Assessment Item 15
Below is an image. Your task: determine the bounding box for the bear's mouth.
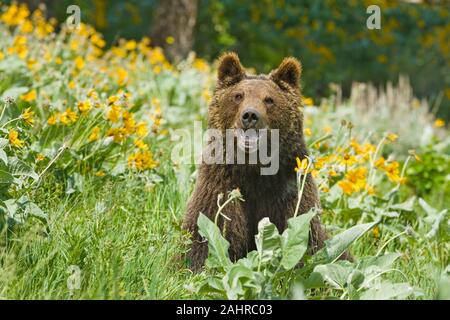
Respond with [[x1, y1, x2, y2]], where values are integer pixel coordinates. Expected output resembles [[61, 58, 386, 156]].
[[235, 128, 260, 153]]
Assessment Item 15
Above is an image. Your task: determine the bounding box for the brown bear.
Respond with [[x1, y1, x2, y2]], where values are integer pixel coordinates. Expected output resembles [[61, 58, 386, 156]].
[[183, 52, 334, 271]]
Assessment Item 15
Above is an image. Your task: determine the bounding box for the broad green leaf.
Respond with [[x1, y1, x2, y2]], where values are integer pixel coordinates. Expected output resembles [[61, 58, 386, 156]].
[[312, 261, 355, 290], [360, 282, 414, 300], [197, 213, 232, 270], [280, 210, 316, 270], [418, 198, 437, 216], [0, 149, 7, 165], [255, 218, 281, 266], [24, 201, 48, 225], [419, 198, 448, 238], [0, 170, 13, 184], [437, 266, 450, 300], [0, 86, 29, 101], [223, 264, 256, 300], [8, 157, 39, 181], [314, 221, 378, 264], [358, 252, 402, 274], [0, 138, 8, 148]]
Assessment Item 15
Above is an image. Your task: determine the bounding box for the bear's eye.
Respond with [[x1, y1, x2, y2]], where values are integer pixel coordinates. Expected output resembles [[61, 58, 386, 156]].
[[264, 97, 274, 106], [234, 93, 244, 103]]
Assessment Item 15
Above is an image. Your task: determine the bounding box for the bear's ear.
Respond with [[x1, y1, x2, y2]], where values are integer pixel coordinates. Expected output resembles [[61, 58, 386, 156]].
[[270, 57, 302, 89], [217, 52, 245, 86]]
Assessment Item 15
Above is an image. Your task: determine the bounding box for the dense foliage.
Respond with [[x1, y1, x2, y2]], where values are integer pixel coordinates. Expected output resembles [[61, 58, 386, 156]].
[[3, 0, 448, 119], [0, 3, 448, 299]]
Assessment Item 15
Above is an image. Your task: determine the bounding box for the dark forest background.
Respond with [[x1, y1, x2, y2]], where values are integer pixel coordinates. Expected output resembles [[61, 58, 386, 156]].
[[9, 0, 450, 119]]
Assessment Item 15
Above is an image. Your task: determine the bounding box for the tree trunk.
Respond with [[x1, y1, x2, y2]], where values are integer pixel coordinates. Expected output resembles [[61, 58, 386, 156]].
[[150, 0, 199, 63]]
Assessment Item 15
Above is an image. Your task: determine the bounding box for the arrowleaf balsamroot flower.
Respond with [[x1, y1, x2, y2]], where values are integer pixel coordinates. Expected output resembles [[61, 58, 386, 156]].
[[295, 157, 313, 174], [9, 129, 25, 148], [21, 89, 37, 102], [434, 119, 445, 128], [21, 107, 34, 126], [128, 151, 157, 170], [88, 127, 100, 142]]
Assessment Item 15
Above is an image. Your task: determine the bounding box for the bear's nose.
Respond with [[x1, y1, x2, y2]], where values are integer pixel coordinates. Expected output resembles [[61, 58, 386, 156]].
[[241, 108, 260, 128]]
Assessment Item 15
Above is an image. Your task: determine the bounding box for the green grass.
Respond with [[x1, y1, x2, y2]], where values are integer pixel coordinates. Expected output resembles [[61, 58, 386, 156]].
[[1, 162, 447, 299]]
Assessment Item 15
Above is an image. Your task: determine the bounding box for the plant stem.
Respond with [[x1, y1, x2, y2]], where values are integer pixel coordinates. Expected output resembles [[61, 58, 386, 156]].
[[294, 159, 312, 218], [376, 230, 408, 257]]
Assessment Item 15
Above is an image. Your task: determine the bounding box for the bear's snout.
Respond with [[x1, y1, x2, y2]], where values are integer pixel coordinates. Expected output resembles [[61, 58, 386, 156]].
[[241, 108, 261, 129]]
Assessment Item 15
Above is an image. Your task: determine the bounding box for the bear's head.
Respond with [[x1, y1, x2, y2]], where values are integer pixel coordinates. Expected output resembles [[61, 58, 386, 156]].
[[208, 52, 307, 172]]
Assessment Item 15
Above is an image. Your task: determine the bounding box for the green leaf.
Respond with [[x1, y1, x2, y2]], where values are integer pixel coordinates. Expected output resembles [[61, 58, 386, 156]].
[[314, 221, 378, 264], [197, 213, 232, 270], [0, 138, 8, 149], [389, 197, 415, 211], [280, 210, 316, 270], [312, 261, 355, 290], [418, 198, 448, 238], [8, 157, 39, 181], [0, 169, 13, 184], [255, 217, 281, 266], [0, 149, 7, 165], [360, 282, 414, 300], [223, 264, 257, 299], [0, 86, 29, 101], [358, 252, 402, 274], [24, 201, 48, 225]]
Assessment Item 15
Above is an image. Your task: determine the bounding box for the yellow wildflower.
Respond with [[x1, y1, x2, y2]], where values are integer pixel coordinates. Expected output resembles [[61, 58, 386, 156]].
[[107, 95, 119, 105], [136, 122, 148, 137], [366, 184, 376, 195], [20, 20, 33, 33], [374, 157, 386, 169], [77, 100, 92, 114], [434, 119, 445, 128], [88, 126, 100, 142], [116, 67, 128, 86], [107, 105, 122, 123], [107, 127, 127, 143], [346, 167, 367, 191], [95, 170, 105, 177], [338, 180, 354, 195], [74, 56, 85, 70], [193, 58, 209, 72], [9, 129, 25, 148], [87, 89, 98, 100], [340, 153, 357, 167], [384, 161, 401, 183], [328, 169, 338, 177], [125, 40, 137, 51], [304, 128, 312, 137], [165, 36, 175, 44], [295, 157, 312, 174], [128, 151, 158, 170], [60, 108, 78, 125], [386, 133, 398, 142], [323, 125, 332, 134], [372, 226, 380, 238], [36, 154, 45, 162], [21, 89, 37, 102], [303, 97, 314, 106], [68, 81, 76, 89], [134, 139, 148, 150], [123, 111, 136, 134], [47, 114, 58, 125]]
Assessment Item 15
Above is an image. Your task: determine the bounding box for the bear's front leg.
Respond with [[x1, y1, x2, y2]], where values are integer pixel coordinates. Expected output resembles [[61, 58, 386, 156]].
[[182, 168, 249, 271]]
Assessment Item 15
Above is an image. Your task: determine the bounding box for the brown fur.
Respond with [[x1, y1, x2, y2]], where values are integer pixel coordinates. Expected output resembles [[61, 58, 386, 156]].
[[183, 52, 347, 271]]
